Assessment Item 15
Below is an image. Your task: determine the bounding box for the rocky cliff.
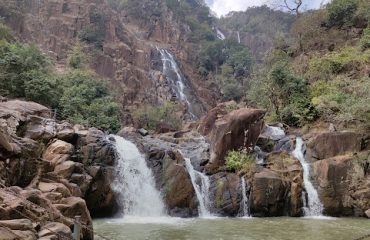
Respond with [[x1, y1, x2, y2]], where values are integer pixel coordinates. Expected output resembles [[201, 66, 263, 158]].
[[0, 99, 117, 239], [2, 0, 218, 122]]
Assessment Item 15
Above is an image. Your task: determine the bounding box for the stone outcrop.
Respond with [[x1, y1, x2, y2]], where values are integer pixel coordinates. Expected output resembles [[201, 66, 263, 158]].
[[305, 132, 363, 162], [0, 100, 118, 239], [313, 153, 370, 216], [3, 0, 215, 123], [249, 151, 303, 217], [199, 105, 266, 174], [209, 172, 241, 216]]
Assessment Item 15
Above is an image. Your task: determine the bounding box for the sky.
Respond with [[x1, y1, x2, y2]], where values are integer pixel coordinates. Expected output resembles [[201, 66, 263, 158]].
[[205, 0, 332, 17]]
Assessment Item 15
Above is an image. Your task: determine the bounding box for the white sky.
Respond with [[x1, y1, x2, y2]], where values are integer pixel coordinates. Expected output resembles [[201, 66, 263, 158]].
[[206, 0, 332, 17]]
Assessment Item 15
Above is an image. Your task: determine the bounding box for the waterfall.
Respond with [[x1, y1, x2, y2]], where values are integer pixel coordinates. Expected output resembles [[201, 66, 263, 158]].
[[216, 29, 225, 40], [292, 137, 324, 217], [237, 31, 241, 44], [184, 158, 212, 217], [158, 48, 197, 119], [111, 135, 166, 217], [240, 177, 250, 217]]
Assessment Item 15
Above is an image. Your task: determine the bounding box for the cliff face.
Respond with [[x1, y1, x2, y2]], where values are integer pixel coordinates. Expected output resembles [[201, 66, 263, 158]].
[[3, 0, 217, 122]]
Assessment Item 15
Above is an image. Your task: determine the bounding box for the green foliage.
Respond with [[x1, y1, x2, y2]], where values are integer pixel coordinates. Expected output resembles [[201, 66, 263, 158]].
[[0, 23, 14, 42], [0, 40, 120, 131], [326, 0, 358, 28], [225, 150, 255, 172], [0, 41, 49, 98], [306, 47, 370, 81], [133, 102, 182, 131], [199, 40, 253, 76], [310, 77, 370, 123], [79, 8, 106, 49], [67, 43, 89, 69], [58, 70, 121, 132], [361, 28, 370, 50], [218, 6, 294, 39]]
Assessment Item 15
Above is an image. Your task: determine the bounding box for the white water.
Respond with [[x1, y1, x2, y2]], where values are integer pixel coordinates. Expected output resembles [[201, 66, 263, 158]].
[[254, 146, 265, 165], [184, 158, 212, 217], [111, 135, 166, 217], [240, 177, 250, 217], [216, 29, 225, 40], [158, 48, 197, 119], [292, 137, 324, 217], [237, 31, 241, 43]]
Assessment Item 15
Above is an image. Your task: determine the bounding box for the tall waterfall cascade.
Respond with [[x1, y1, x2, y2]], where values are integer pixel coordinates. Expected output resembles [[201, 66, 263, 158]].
[[237, 31, 241, 43], [240, 177, 250, 217], [184, 158, 212, 217], [158, 48, 197, 119], [111, 135, 166, 217], [292, 137, 324, 217], [216, 29, 226, 40]]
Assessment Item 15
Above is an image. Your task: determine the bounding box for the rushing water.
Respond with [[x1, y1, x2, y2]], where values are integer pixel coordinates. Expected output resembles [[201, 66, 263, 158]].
[[184, 158, 212, 217], [240, 177, 250, 217], [292, 137, 324, 217], [216, 28, 226, 40], [94, 217, 370, 240], [158, 48, 197, 119], [111, 135, 166, 217], [237, 31, 241, 43]]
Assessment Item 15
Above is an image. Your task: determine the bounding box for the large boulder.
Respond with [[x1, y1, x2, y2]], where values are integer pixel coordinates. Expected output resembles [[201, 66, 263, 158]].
[[312, 153, 370, 216], [306, 132, 363, 162], [43, 140, 74, 167], [199, 106, 265, 174], [209, 172, 241, 216], [250, 169, 289, 217], [161, 151, 197, 217]]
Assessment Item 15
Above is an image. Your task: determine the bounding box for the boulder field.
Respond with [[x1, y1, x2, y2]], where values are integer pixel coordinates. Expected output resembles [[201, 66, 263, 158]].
[[1, 99, 370, 238]]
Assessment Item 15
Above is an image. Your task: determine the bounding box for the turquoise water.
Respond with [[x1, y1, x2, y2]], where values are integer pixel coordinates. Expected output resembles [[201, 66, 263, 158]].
[[94, 217, 370, 240]]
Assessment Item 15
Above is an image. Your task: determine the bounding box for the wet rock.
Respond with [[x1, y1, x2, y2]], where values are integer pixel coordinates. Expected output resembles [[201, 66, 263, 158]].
[[85, 167, 117, 217], [210, 172, 241, 216], [200, 107, 265, 174], [162, 152, 197, 216], [312, 155, 369, 216], [306, 132, 363, 162], [250, 169, 289, 217]]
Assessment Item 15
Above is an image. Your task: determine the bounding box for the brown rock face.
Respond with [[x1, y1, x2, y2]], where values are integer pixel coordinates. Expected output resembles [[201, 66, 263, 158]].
[[306, 132, 363, 162], [0, 100, 118, 239], [209, 172, 241, 216], [3, 0, 211, 122], [312, 154, 370, 216], [162, 151, 197, 217], [199, 107, 265, 173]]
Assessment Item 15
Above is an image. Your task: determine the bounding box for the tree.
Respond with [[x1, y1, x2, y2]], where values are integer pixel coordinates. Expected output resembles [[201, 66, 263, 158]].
[[270, 0, 303, 18]]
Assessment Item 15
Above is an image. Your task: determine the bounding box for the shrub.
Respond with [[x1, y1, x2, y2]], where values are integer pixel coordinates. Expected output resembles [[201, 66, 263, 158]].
[[326, 0, 358, 28], [361, 28, 370, 50], [58, 70, 121, 132], [0, 41, 49, 97], [132, 102, 182, 131], [225, 150, 256, 172]]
